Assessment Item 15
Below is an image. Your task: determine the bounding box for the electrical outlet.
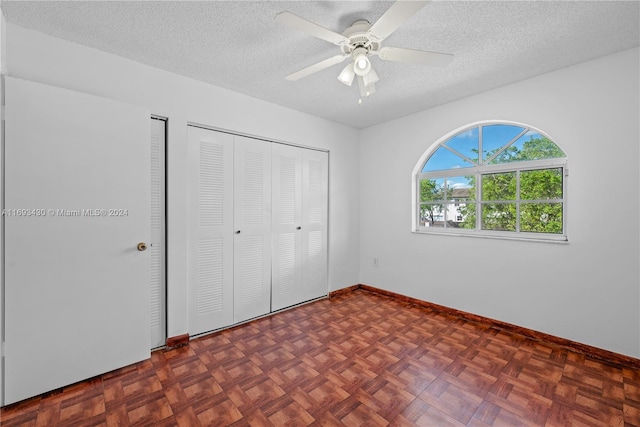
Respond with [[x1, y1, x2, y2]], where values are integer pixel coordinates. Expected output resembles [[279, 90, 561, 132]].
[[373, 257, 378, 267]]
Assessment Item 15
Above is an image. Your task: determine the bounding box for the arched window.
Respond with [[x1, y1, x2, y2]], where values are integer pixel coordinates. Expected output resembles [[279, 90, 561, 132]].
[[413, 122, 568, 241]]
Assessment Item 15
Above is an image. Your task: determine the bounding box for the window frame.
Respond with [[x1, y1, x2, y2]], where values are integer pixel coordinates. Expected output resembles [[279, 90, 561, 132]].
[[412, 121, 568, 242]]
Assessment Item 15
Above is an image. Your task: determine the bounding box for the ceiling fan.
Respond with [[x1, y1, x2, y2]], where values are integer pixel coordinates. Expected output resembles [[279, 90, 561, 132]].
[[275, 0, 454, 102]]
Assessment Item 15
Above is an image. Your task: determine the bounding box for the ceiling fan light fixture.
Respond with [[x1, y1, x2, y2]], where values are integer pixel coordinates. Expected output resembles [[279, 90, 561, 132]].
[[365, 82, 376, 97], [357, 73, 377, 99], [362, 67, 379, 87], [357, 75, 375, 98], [337, 63, 355, 86], [352, 47, 371, 76]]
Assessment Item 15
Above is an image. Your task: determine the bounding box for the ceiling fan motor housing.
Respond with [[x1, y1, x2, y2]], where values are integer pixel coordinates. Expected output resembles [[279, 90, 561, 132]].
[[340, 20, 381, 56]]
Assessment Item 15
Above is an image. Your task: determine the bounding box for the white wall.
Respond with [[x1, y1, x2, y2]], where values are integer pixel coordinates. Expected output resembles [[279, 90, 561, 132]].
[[359, 47, 640, 358], [4, 23, 361, 339]]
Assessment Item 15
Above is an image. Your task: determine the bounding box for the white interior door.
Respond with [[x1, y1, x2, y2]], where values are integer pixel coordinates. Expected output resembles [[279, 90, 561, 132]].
[[150, 117, 166, 348], [187, 126, 234, 336], [272, 144, 303, 311], [3, 77, 150, 405], [233, 136, 272, 323]]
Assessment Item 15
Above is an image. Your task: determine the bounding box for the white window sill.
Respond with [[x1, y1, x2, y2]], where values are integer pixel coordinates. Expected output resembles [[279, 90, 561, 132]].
[[412, 229, 569, 244]]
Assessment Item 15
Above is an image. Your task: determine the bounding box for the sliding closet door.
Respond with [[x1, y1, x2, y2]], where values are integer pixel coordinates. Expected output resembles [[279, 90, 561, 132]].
[[4, 77, 150, 405], [301, 149, 329, 302], [150, 118, 166, 348], [233, 136, 272, 323], [272, 144, 303, 311], [187, 126, 234, 336]]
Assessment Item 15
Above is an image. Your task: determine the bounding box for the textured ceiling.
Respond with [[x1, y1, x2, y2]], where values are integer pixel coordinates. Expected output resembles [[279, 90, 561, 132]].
[[2, 1, 639, 129]]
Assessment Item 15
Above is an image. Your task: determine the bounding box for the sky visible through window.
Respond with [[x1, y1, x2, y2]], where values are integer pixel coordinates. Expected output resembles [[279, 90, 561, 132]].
[[422, 124, 549, 189], [417, 123, 566, 236]]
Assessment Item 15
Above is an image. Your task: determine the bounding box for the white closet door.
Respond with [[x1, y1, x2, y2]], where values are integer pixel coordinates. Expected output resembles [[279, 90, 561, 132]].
[[301, 150, 329, 302], [150, 118, 166, 348], [4, 77, 150, 405], [233, 136, 272, 323], [271, 144, 303, 311], [272, 146, 328, 310], [187, 126, 234, 336]]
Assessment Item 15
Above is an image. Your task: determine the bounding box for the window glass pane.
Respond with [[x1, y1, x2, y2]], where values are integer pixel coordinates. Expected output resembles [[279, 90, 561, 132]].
[[490, 131, 565, 164], [481, 172, 516, 200], [443, 203, 456, 226], [482, 124, 524, 162], [445, 176, 474, 201], [521, 203, 563, 234], [422, 146, 475, 172], [420, 204, 444, 228], [420, 178, 444, 202], [456, 203, 476, 229], [445, 128, 479, 163], [521, 168, 563, 200], [416, 123, 567, 239], [481, 203, 516, 231]]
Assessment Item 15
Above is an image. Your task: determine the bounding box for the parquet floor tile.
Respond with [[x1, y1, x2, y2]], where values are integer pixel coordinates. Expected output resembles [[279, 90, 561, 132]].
[[2, 288, 639, 426]]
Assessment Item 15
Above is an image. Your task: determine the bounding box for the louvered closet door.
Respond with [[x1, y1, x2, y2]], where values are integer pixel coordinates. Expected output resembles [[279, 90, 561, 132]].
[[272, 145, 328, 310], [301, 149, 329, 302], [187, 126, 234, 336], [272, 144, 303, 311], [150, 118, 166, 348], [233, 136, 272, 323]]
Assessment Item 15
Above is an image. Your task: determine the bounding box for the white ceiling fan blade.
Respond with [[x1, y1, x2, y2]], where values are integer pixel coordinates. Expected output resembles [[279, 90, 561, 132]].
[[367, 0, 430, 42], [276, 12, 349, 46], [286, 55, 349, 81], [378, 46, 454, 67]]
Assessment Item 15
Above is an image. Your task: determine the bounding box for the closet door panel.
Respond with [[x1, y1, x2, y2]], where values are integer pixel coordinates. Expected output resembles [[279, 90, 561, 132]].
[[233, 136, 272, 323], [187, 127, 326, 330], [271, 144, 303, 311], [187, 126, 234, 335], [301, 150, 329, 302], [150, 118, 166, 349]]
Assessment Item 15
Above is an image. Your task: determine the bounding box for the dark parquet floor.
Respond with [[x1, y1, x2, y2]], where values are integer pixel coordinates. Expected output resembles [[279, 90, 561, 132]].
[[1, 288, 639, 426]]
